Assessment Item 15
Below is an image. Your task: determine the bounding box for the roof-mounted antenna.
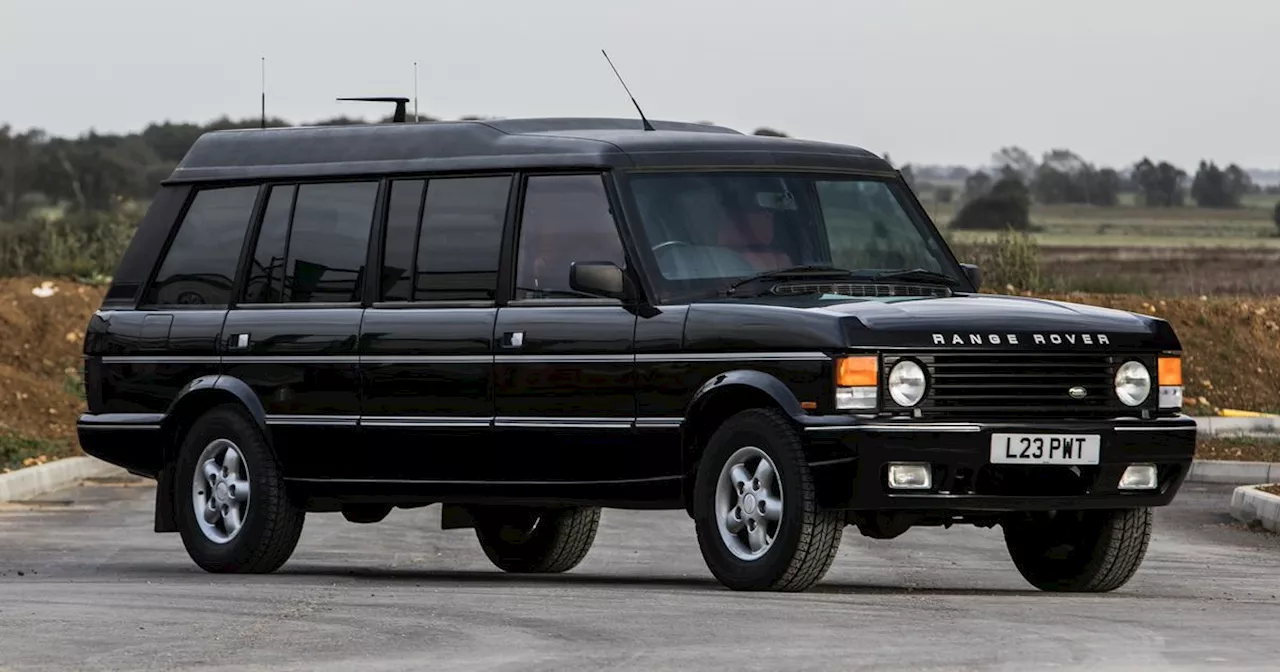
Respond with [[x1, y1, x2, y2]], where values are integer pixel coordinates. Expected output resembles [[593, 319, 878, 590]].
[[600, 50, 654, 131], [260, 57, 266, 129], [336, 96, 411, 123], [413, 62, 420, 123]]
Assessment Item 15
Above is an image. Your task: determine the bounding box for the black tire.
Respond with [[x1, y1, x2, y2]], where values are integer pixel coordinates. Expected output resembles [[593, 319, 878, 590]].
[[473, 506, 601, 573], [174, 404, 305, 573], [1003, 508, 1152, 592], [693, 408, 844, 592]]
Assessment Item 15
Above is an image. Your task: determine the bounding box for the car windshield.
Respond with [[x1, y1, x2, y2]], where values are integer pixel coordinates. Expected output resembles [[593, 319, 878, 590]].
[[625, 171, 963, 298]]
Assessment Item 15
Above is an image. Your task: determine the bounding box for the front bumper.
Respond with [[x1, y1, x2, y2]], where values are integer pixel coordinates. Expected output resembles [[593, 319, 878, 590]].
[[800, 414, 1197, 512]]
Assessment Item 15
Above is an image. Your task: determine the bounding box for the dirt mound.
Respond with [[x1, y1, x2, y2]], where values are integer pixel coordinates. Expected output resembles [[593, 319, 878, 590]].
[[0, 277, 106, 439]]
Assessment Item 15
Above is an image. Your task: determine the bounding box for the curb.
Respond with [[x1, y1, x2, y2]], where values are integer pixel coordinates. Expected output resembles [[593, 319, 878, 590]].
[[1186, 460, 1280, 485], [1229, 484, 1280, 533], [0, 457, 127, 503], [1195, 416, 1280, 437]]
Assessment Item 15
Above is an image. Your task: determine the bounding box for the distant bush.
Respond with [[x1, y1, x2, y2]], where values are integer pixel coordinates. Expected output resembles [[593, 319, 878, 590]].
[[1273, 201, 1280, 236], [0, 201, 140, 278], [949, 177, 1032, 231]]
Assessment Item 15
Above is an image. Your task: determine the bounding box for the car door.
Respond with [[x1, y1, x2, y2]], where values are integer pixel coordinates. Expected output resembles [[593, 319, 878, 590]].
[[220, 180, 377, 479], [359, 174, 510, 480], [492, 173, 643, 483]]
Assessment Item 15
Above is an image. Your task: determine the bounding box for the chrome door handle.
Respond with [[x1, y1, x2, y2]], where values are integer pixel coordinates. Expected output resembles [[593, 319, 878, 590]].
[[503, 331, 524, 348], [228, 333, 250, 349]]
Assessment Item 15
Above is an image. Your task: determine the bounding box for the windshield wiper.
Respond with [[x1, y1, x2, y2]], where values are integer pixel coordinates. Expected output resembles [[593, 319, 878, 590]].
[[724, 265, 857, 296], [862, 268, 962, 287]]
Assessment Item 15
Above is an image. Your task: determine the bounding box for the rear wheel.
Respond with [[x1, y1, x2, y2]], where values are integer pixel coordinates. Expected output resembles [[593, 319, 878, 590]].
[[473, 506, 601, 573], [693, 408, 844, 592], [175, 405, 304, 573], [1003, 508, 1152, 592]]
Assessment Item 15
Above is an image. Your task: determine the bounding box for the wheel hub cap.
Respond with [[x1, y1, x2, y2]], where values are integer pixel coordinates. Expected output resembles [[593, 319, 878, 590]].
[[191, 439, 251, 544], [713, 446, 783, 561]]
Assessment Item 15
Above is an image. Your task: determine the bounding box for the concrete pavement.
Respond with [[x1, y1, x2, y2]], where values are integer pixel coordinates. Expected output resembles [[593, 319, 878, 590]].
[[0, 475, 1278, 672]]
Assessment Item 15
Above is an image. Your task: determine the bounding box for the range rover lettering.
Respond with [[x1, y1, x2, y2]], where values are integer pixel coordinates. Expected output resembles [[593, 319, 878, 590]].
[[78, 117, 1196, 592]]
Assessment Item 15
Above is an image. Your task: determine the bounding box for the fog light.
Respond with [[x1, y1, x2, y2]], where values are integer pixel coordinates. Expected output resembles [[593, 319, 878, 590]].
[[887, 463, 932, 490], [1119, 464, 1158, 490]]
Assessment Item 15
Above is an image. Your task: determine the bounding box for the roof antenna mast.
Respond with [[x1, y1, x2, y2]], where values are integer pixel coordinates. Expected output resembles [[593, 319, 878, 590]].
[[413, 61, 420, 123], [600, 49, 654, 131], [260, 57, 266, 129]]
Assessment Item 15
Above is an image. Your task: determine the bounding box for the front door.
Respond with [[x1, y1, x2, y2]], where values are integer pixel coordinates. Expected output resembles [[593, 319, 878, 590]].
[[492, 173, 642, 483], [221, 180, 379, 479]]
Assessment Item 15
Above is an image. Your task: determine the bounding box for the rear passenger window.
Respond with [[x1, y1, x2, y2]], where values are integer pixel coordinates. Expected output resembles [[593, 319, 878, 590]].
[[380, 180, 425, 302], [378, 175, 509, 302], [242, 181, 378, 304], [143, 185, 259, 307], [241, 185, 294, 303]]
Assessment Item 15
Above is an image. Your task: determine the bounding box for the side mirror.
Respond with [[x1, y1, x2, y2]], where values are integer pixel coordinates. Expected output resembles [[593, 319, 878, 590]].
[[960, 263, 982, 291], [569, 261, 628, 300]]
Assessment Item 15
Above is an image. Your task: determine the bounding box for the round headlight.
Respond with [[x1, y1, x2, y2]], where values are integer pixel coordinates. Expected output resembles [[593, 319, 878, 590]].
[[888, 360, 927, 407], [1114, 360, 1151, 407]]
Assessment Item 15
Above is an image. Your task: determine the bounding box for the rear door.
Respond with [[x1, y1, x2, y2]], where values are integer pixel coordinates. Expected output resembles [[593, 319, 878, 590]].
[[359, 174, 510, 480], [220, 180, 379, 479]]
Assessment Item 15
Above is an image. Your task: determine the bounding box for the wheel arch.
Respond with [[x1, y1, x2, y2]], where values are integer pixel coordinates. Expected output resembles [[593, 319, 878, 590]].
[[679, 370, 806, 515], [154, 375, 269, 533]]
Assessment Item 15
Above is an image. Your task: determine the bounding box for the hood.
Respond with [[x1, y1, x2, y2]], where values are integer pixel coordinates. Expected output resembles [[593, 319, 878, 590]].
[[814, 293, 1178, 351], [681, 292, 1181, 353]]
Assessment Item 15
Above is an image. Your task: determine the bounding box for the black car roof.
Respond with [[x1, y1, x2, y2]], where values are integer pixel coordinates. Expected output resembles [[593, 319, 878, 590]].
[[166, 117, 895, 184]]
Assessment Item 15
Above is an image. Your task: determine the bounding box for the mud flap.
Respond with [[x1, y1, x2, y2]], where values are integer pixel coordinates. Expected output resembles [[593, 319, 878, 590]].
[[154, 465, 178, 533]]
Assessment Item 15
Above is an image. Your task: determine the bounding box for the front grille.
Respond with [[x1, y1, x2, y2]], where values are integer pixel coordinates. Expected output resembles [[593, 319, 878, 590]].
[[772, 282, 952, 298], [887, 352, 1152, 419]]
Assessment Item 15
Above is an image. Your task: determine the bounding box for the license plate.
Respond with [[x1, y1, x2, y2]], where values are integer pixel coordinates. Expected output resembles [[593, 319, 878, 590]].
[[989, 433, 1101, 465]]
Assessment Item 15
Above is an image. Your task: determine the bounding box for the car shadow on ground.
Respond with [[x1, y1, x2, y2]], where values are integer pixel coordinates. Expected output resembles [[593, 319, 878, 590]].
[[270, 565, 1060, 597]]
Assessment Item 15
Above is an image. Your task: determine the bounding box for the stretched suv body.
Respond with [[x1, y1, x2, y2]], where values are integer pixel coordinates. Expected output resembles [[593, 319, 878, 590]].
[[79, 117, 1196, 592]]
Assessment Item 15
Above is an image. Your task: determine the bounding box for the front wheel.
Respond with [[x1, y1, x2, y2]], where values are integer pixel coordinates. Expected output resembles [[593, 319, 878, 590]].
[[693, 408, 844, 592], [1003, 508, 1152, 592], [473, 506, 601, 573]]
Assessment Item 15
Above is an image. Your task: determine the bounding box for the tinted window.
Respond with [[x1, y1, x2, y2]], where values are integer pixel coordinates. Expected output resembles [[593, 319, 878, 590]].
[[380, 180, 425, 302], [144, 186, 258, 306], [415, 176, 508, 301], [282, 181, 378, 303], [241, 185, 294, 303], [515, 175, 624, 299]]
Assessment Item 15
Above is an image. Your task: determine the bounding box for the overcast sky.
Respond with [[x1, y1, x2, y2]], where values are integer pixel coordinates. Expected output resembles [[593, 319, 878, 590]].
[[2, 0, 1275, 170]]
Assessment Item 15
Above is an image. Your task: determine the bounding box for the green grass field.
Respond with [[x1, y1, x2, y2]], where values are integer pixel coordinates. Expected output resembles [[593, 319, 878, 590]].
[[925, 199, 1278, 248]]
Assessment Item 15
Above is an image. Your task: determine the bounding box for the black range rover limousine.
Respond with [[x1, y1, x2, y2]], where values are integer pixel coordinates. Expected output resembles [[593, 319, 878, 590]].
[[77, 117, 1196, 592]]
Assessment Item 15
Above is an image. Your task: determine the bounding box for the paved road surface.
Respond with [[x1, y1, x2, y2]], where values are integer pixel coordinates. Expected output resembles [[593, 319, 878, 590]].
[[1, 475, 1278, 672]]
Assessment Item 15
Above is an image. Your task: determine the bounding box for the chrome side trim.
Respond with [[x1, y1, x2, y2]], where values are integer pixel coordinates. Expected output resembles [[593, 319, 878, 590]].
[[635, 417, 684, 429], [361, 416, 491, 428], [101, 356, 219, 364], [225, 356, 360, 364], [637, 352, 829, 363], [494, 417, 633, 430], [362, 355, 491, 364], [495, 354, 631, 364], [265, 414, 359, 427]]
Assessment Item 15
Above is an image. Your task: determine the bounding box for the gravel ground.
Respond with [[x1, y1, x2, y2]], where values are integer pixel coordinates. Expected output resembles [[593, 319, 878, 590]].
[[1, 475, 1278, 672]]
